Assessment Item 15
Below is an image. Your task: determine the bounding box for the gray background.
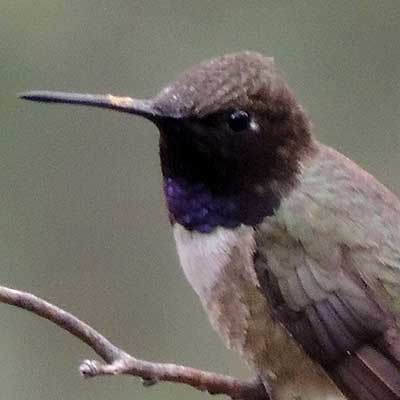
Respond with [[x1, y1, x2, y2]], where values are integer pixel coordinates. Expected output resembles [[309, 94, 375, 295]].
[[1, 1, 399, 399]]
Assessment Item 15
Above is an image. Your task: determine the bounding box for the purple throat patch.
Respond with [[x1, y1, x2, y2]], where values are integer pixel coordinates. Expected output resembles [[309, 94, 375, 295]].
[[163, 177, 279, 233]]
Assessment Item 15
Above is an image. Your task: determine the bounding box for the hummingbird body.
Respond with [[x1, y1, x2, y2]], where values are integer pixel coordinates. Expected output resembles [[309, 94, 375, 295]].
[[173, 223, 346, 399], [171, 141, 400, 400], [21, 51, 400, 400]]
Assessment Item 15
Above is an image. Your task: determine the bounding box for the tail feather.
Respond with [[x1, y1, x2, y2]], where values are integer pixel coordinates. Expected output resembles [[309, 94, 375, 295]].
[[376, 329, 400, 368], [331, 344, 400, 400], [254, 262, 400, 399]]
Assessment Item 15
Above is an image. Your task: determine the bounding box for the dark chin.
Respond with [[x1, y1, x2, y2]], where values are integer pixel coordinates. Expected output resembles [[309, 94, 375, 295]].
[[157, 116, 311, 232]]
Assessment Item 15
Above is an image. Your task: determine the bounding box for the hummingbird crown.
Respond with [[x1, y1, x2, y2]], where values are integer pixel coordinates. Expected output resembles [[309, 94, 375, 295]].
[[154, 51, 294, 119]]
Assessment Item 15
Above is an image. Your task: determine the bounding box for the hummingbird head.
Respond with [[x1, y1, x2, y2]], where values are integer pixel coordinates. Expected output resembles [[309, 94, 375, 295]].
[[152, 52, 314, 191], [21, 51, 316, 232]]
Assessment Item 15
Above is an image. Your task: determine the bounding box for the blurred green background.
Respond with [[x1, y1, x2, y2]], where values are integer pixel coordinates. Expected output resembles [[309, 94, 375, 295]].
[[1, 1, 399, 399]]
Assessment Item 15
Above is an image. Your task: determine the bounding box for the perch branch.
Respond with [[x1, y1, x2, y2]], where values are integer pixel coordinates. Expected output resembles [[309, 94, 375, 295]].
[[0, 285, 268, 400]]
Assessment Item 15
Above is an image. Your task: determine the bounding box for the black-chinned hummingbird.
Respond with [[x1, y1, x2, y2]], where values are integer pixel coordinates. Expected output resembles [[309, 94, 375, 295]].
[[21, 52, 400, 400]]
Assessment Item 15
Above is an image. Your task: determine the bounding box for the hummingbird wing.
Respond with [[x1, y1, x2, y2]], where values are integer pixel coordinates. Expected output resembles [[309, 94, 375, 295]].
[[255, 143, 400, 400]]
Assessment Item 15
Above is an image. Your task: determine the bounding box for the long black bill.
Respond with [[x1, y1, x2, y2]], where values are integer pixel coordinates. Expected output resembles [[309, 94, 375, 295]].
[[19, 90, 160, 120]]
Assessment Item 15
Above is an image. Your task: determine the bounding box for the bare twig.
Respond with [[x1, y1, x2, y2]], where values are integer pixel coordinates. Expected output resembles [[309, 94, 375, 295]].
[[0, 285, 269, 400]]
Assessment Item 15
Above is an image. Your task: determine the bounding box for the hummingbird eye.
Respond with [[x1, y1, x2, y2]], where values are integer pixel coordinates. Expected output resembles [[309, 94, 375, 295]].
[[227, 110, 250, 132]]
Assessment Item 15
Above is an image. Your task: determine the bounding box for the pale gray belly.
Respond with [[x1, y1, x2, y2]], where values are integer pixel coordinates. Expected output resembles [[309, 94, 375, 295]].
[[172, 223, 346, 399]]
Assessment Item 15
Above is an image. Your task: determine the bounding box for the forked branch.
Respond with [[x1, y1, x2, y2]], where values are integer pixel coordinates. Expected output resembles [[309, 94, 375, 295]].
[[0, 285, 268, 400]]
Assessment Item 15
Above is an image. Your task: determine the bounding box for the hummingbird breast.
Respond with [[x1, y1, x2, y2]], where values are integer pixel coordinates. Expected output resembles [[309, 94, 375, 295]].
[[172, 223, 265, 353], [172, 223, 345, 400]]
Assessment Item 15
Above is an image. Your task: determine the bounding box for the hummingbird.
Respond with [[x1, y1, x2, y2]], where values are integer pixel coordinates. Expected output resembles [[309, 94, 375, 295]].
[[21, 52, 400, 400]]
